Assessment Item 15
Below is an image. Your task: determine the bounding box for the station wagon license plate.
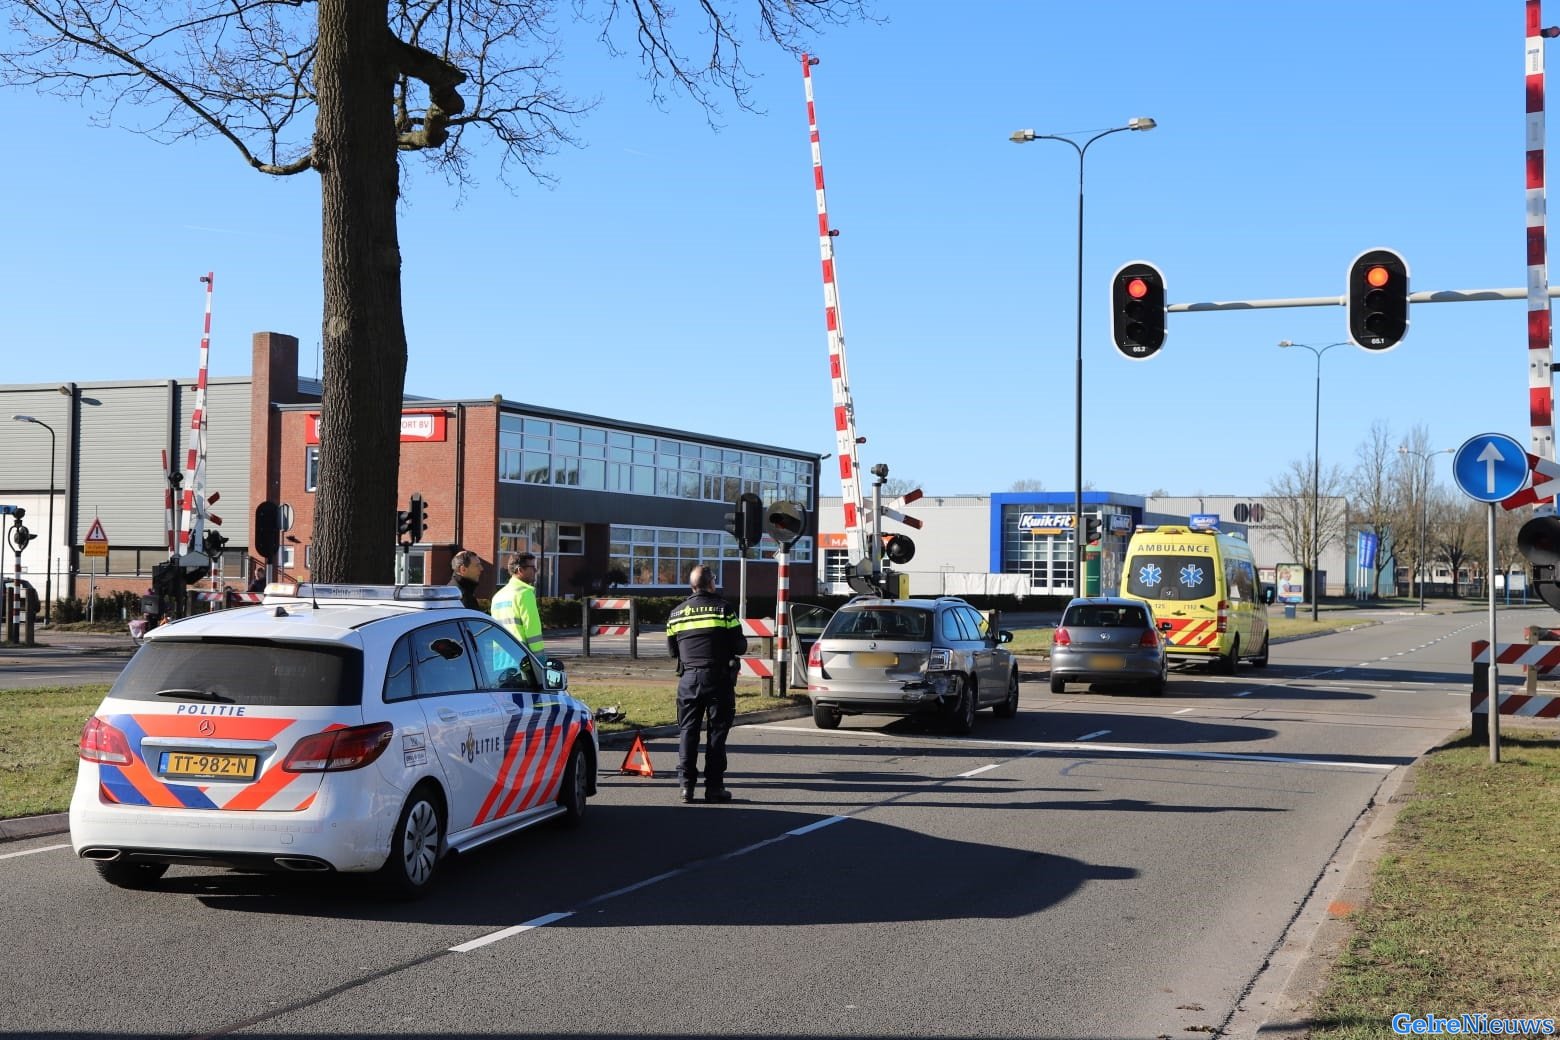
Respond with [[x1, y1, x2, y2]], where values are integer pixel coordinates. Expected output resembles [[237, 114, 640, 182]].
[[160, 751, 258, 781], [852, 651, 898, 667], [1088, 654, 1126, 670]]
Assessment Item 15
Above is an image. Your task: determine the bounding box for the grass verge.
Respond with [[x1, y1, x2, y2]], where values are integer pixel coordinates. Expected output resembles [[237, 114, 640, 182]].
[[0, 685, 109, 818], [1307, 729, 1560, 1037]]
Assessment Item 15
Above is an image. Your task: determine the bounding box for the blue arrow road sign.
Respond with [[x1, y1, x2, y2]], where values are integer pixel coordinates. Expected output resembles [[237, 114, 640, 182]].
[[1452, 433, 1530, 503]]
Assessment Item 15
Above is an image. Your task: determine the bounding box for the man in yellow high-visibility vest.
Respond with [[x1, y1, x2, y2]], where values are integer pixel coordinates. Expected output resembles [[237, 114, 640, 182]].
[[491, 553, 544, 657]]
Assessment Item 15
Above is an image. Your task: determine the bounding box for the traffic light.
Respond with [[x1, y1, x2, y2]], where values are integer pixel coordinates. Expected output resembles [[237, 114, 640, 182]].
[[1346, 248, 1410, 351], [202, 529, 229, 557], [397, 509, 412, 541], [1110, 261, 1167, 360], [1085, 516, 1102, 544], [254, 501, 281, 559], [1518, 515, 1560, 610], [725, 492, 763, 550], [407, 493, 428, 543], [884, 533, 916, 564]]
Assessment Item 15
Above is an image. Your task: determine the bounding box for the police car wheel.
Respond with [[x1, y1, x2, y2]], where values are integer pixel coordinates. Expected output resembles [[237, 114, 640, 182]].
[[993, 669, 1020, 718], [378, 785, 444, 899], [556, 743, 588, 826], [812, 703, 841, 730], [94, 860, 168, 890]]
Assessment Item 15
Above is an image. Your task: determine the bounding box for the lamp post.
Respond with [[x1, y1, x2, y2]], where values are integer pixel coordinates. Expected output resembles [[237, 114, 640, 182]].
[[1398, 446, 1454, 611], [11, 414, 56, 625], [1278, 340, 1348, 622], [1011, 117, 1156, 594]]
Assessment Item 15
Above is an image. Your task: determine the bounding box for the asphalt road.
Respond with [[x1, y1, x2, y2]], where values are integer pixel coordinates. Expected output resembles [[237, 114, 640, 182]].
[[0, 608, 1499, 1039]]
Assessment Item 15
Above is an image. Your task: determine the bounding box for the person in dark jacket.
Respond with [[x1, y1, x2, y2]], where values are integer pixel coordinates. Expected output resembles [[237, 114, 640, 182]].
[[447, 549, 484, 610], [665, 564, 748, 803]]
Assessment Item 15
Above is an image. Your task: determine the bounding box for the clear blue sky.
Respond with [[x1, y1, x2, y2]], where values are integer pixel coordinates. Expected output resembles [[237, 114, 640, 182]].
[[0, 2, 1538, 500]]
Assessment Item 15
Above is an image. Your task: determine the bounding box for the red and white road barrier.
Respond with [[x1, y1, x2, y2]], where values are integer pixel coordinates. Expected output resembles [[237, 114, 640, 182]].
[[741, 618, 777, 638], [1471, 639, 1560, 674], [738, 657, 775, 680], [1471, 688, 1560, 718], [591, 625, 631, 637]]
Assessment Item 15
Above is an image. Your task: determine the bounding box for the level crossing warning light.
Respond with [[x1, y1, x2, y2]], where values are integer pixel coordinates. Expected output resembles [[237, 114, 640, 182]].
[[1346, 248, 1410, 351], [1110, 261, 1167, 361]]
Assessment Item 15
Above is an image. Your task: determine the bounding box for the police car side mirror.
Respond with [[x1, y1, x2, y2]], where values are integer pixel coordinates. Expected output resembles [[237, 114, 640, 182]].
[[543, 662, 567, 690]]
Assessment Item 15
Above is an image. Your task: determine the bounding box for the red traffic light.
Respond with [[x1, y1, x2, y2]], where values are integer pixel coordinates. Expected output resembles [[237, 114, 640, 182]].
[[1127, 277, 1149, 299], [1366, 265, 1391, 288]]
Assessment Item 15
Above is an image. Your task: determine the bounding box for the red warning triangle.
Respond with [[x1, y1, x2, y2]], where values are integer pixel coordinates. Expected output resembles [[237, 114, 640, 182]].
[[85, 518, 108, 543], [619, 731, 654, 778]]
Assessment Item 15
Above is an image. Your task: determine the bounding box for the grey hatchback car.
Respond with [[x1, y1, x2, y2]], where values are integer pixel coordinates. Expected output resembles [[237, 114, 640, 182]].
[[1049, 596, 1168, 695], [805, 596, 1020, 732]]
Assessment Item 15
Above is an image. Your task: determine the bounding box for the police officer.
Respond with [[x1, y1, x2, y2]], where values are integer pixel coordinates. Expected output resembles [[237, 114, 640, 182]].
[[666, 564, 747, 803]]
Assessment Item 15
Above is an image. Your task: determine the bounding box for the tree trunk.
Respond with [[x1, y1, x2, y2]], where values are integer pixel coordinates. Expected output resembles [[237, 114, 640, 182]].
[[310, 0, 407, 583]]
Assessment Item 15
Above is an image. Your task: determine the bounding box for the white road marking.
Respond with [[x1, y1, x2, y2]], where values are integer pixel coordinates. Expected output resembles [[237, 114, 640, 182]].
[[957, 764, 1002, 778], [1075, 730, 1111, 742], [448, 911, 573, 953], [1234, 690, 1254, 698], [0, 842, 70, 860], [1173, 707, 1195, 715]]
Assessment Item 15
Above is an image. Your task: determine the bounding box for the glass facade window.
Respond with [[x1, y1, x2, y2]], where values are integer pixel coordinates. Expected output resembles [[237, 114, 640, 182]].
[[499, 414, 814, 506], [1001, 506, 1078, 594], [305, 447, 320, 492], [606, 525, 812, 588]]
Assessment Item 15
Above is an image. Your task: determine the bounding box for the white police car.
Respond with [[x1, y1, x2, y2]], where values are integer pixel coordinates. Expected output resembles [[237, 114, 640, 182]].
[[69, 584, 598, 898]]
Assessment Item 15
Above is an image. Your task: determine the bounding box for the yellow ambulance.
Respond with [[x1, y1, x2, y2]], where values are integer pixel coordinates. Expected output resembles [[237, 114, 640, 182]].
[[1119, 524, 1272, 673]]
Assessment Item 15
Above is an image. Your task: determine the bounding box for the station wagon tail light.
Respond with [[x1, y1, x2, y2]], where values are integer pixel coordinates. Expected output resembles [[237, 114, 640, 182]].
[[282, 722, 394, 773], [928, 648, 954, 671], [1052, 627, 1072, 647], [1216, 600, 1230, 633], [79, 717, 133, 765], [808, 641, 823, 669]]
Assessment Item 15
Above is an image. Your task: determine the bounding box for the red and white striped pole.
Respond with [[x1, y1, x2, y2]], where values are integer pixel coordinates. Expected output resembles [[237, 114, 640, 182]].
[[179, 273, 215, 556], [803, 55, 870, 567], [775, 548, 790, 692], [1528, 3, 1556, 475]]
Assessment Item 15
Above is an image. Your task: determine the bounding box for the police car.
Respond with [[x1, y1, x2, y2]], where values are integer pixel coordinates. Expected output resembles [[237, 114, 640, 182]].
[[69, 583, 598, 898]]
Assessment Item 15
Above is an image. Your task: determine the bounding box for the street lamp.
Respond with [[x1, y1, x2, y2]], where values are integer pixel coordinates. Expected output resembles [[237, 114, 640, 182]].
[[1278, 340, 1349, 622], [1398, 446, 1454, 611], [1011, 117, 1156, 593], [11, 414, 56, 625]]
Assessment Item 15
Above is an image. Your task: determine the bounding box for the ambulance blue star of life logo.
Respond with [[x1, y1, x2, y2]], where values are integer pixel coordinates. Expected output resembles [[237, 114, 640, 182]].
[[1179, 563, 1205, 588], [1137, 563, 1162, 587]]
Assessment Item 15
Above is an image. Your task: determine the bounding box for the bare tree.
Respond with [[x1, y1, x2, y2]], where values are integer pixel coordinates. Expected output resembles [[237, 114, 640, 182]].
[[1435, 490, 1482, 599], [1009, 478, 1046, 492], [1348, 420, 1405, 598], [3, 0, 870, 581], [1264, 457, 1349, 582]]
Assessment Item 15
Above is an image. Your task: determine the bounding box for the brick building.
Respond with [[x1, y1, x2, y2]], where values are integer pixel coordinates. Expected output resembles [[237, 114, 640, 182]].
[[1, 332, 819, 610]]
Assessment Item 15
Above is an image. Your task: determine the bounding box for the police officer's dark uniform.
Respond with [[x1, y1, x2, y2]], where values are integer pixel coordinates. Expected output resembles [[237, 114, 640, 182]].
[[665, 567, 747, 803]]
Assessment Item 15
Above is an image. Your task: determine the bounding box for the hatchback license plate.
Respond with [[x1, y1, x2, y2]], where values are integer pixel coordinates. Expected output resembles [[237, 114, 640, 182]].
[[160, 751, 258, 780], [1088, 654, 1126, 670]]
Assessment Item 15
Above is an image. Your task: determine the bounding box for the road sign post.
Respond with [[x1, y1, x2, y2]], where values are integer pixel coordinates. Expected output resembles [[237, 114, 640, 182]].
[[1452, 433, 1530, 765]]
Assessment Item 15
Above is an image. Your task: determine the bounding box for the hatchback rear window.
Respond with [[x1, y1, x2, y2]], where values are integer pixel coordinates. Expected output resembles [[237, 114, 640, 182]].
[[108, 639, 364, 707], [1124, 555, 1216, 601], [1063, 605, 1149, 628], [824, 608, 931, 640]]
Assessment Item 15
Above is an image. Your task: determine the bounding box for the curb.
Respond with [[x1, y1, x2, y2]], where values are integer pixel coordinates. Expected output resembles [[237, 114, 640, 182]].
[[0, 813, 69, 842], [1222, 755, 1420, 1037]]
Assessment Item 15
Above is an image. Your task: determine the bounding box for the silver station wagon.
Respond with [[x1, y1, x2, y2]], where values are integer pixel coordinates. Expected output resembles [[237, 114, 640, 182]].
[[805, 596, 1020, 732]]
